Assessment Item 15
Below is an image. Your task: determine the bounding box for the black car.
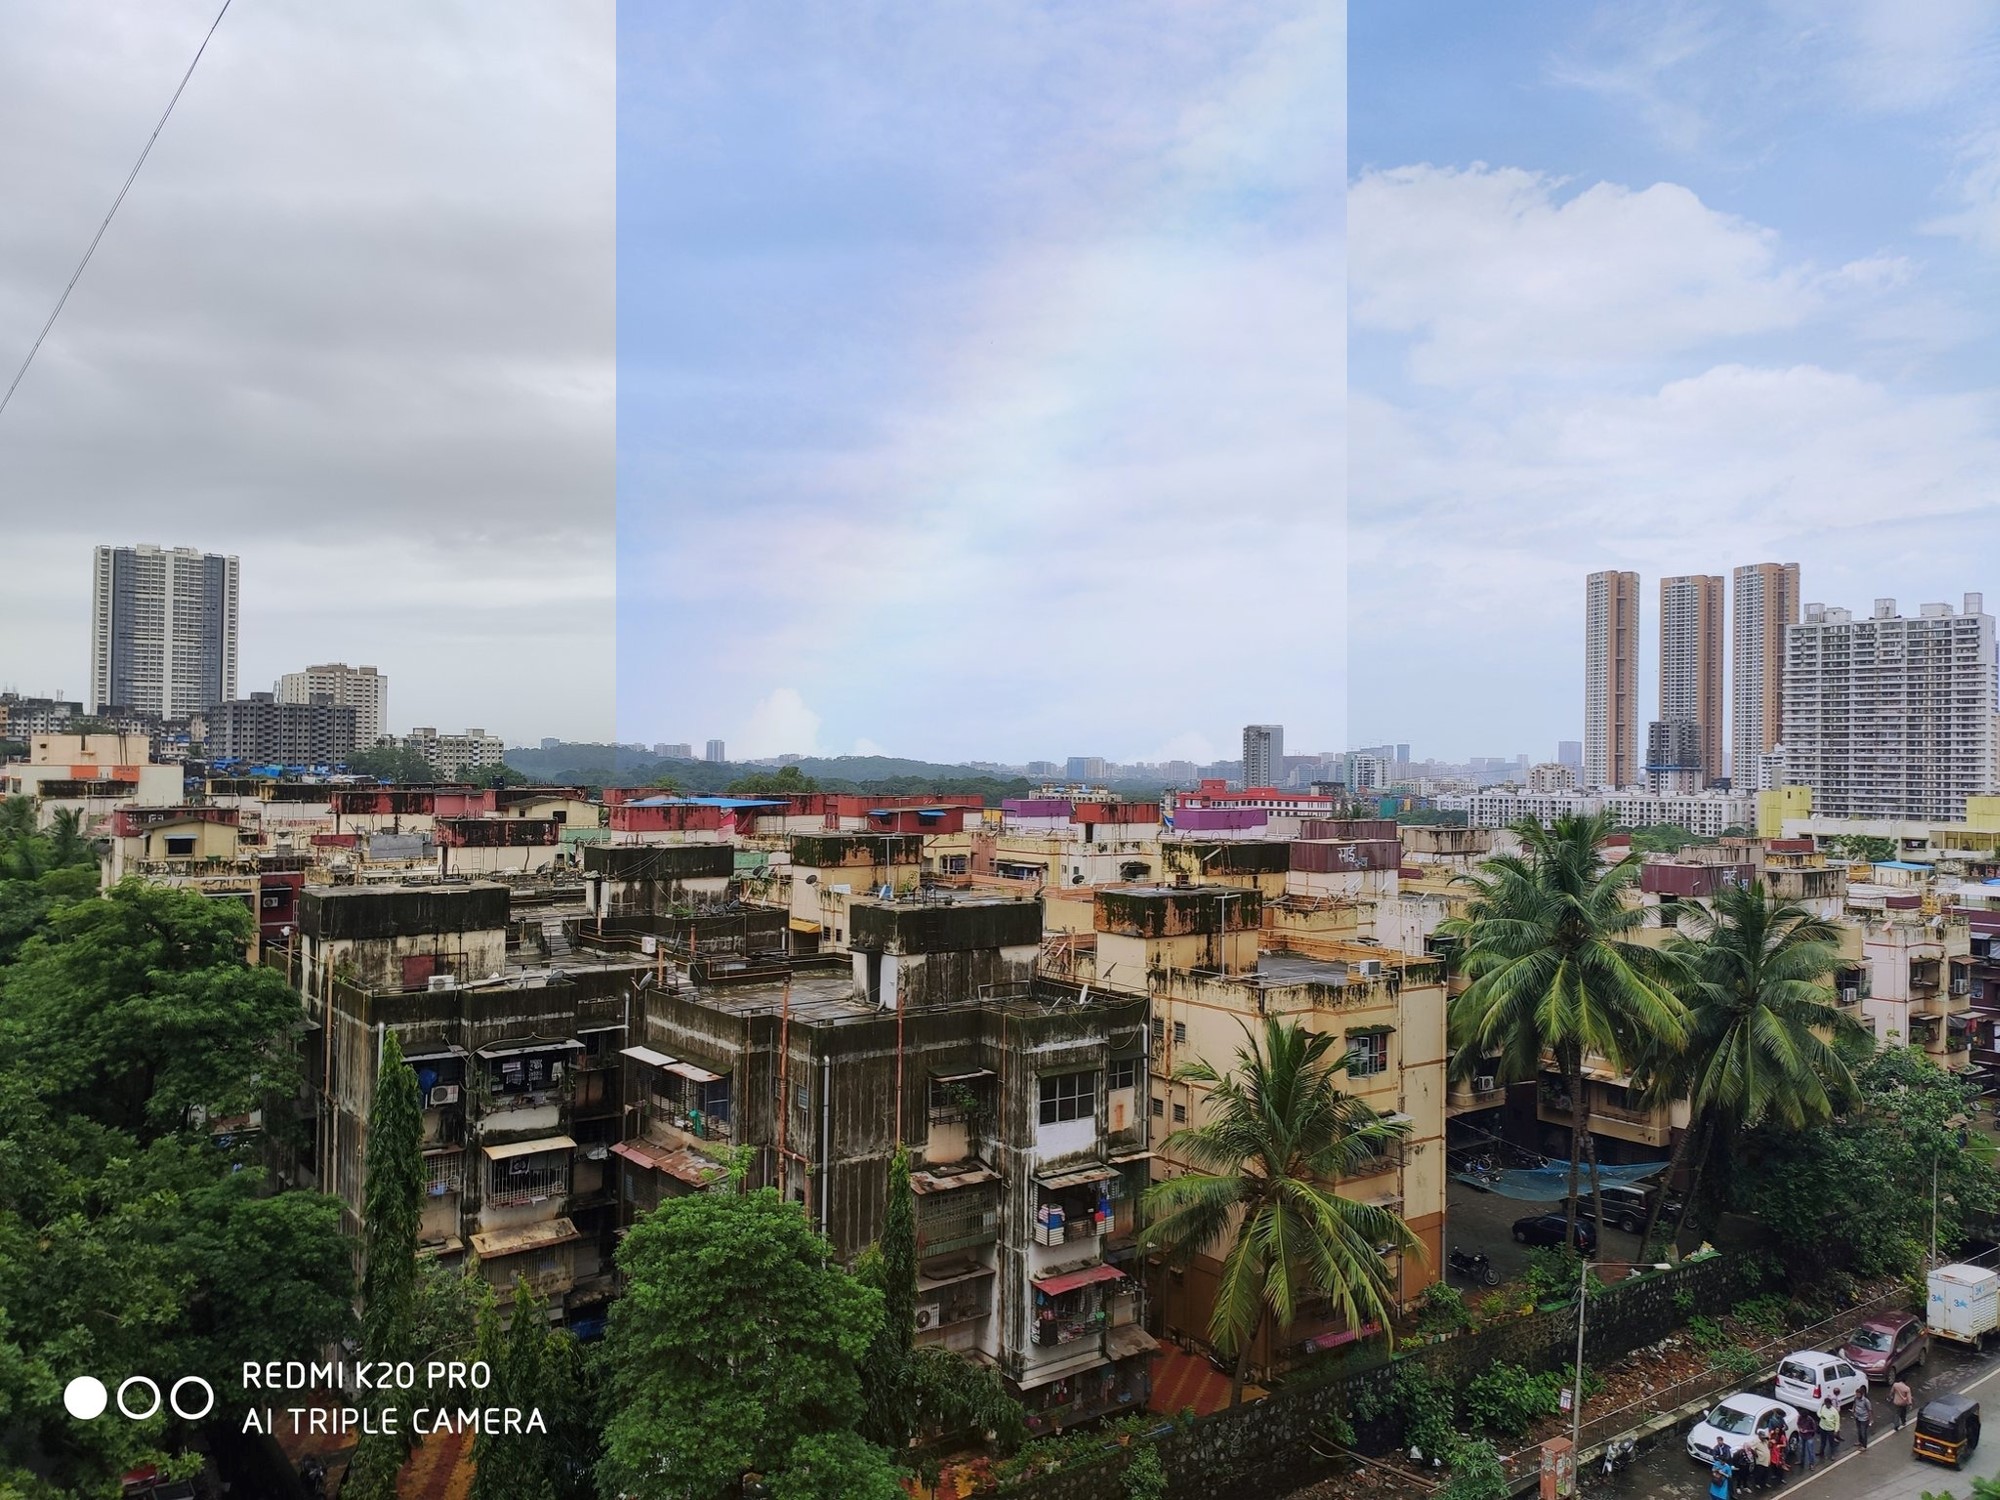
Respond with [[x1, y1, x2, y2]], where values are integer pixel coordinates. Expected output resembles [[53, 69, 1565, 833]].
[[1512, 1212, 1597, 1252], [1572, 1184, 1680, 1236]]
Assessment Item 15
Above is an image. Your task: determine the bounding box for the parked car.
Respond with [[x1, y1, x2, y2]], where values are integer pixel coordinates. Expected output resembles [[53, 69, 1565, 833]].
[[1842, 1314, 1927, 1383], [1511, 1212, 1597, 1253], [1773, 1351, 1867, 1411], [1571, 1183, 1681, 1236], [1686, 1392, 1798, 1462]]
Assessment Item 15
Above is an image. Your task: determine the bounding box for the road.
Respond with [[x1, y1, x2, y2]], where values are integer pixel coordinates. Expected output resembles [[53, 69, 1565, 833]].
[[1582, 1337, 2000, 1500]]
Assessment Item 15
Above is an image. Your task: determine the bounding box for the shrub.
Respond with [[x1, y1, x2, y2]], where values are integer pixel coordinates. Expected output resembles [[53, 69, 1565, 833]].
[[1441, 1441, 1512, 1500], [1523, 1247, 1585, 1306], [1393, 1364, 1461, 1465], [1733, 1293, 1790, 1337], [1714, 1345, 1763, 1381], [1122, 1447, 1168, 1500], [1465, 1362, 1565, 1438], [1417, 1282, 1472, 1336], [1672, 1286, 1695, 1318], [1686, 1315, 1727, 1351]]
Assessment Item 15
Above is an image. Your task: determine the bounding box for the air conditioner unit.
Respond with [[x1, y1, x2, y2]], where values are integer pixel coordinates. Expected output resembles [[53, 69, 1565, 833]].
[[428, 1084, 460, 1107], [1840, 987, 1859, 1004], [1474, 1075, 1497, 1094], [1354, 959, 1383, 978], [427, 974, 456, 992], [914, 1302, 942, 1331], [1952, 981, 1970, 996]]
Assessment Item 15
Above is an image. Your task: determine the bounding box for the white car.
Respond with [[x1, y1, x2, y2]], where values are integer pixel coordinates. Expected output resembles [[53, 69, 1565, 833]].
[[1773, 1351, 1866, 1411], [1686, 1393, 1798, 1463]]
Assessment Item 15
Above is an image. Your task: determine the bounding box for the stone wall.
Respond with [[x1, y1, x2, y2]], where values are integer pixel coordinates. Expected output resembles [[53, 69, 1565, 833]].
[[988, 1254, 1754, 1499]]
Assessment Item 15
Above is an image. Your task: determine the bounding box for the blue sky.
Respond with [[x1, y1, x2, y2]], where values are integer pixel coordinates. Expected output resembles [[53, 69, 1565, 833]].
[[616, 3, 1344, 763], [1348, 1, 2000, 762]]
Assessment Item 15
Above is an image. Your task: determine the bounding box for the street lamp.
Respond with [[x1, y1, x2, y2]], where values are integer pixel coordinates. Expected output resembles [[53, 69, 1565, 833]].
[[1572, 1258, 1672, 1483]]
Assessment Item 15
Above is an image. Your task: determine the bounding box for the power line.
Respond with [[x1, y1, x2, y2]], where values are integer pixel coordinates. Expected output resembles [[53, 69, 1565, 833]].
[[0, 0, 232, 425]]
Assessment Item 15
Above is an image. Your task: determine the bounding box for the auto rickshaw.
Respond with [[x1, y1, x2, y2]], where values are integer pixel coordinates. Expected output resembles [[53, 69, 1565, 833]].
[[1914, 1392, 1983, 1469]]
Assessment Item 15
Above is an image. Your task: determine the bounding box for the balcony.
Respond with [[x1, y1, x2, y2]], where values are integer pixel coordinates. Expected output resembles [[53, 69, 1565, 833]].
[[1447, 1078, 1506, 1114]]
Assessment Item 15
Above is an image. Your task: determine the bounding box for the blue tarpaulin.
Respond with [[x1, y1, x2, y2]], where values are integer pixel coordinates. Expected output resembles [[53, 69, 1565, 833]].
[[1452, 1159, 1668, 1201]]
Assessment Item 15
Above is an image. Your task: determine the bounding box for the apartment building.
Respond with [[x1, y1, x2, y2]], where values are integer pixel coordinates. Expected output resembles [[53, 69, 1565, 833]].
[[1241, 725, 1283, 789], [1440, 787, 1756, 837], [1659, 575, 1724, 786], [1, 730, 182, 831], [278, 664, 388, 746], [1733, 563, 1801, 791], [1782, 595, 1998, 820], [89, 544, 239, 717], [401, 727, 507, 779], [207, 693, 359, 765], [1584, 570, 1641, 790]]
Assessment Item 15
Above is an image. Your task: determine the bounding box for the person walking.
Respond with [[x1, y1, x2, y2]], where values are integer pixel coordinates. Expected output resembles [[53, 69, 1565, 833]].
[[1766, 1426, 1789, 1487], [1817, 1397, 1841, 1460], [1732, 1443, 1756, 1499], [1890, 1376, 1914, 1432], [1796, 1405, 1819, 1470], [1853, 1388, 1874, 1450]]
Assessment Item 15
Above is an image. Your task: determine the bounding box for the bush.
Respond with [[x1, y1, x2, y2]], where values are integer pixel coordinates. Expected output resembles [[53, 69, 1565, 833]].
[[1523, 1247, 1585, 1306], [1686, 1315, 1727, 1351], [1714, 1345, 1763, 1381], [1393, 1364, 1461, 1465], [1733, 1293, 1790, 1337], [1417, 1282, 1472, 1336], [1465, 1362, 1566, 1438], [1122, 1447, 1168, 1500], [1441, 1441, 1512, 1500]]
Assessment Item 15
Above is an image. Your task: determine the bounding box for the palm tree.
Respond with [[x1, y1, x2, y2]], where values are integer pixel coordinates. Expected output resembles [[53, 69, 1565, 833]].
[[1633, 880, 1866, 1253], [46, 807, 91, 869], [1441, 813, 1689, 1246], [1141, 1016, 1420, 1407]]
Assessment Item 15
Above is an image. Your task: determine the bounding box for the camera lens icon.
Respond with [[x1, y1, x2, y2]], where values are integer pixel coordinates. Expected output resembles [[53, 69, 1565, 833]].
[[63, 1374, 214, 1422]]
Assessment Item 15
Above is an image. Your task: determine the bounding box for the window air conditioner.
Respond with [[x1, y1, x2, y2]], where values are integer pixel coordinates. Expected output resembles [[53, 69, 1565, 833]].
[[1841, 988, 1859, 1004], [428, 1084, 460, 1107], [914, 1302, 942, 1331], [427, 974, 456, 992]]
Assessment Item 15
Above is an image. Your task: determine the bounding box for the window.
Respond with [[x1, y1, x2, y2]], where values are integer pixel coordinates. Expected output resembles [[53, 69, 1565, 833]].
[[164, 835, 196, 857], [1172, 1022, 1187, 1045], [1038, 1071, 1095, 1125], [1150, 1096, 1164, 1118], [1150, 1018, 1164, 1046], [1172, 1103, 1187, 1124], [1108, 1057, 1138, 1092], [1349, 1032, 1389, 1077]]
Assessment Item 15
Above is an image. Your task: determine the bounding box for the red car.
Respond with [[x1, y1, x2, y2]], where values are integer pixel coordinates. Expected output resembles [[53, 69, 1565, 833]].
[[1841, 1314, 1927, 1382]]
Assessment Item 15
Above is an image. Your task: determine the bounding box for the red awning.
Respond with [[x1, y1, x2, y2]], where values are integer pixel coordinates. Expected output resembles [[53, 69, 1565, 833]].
[[1033, 1264, 1126, 1297]]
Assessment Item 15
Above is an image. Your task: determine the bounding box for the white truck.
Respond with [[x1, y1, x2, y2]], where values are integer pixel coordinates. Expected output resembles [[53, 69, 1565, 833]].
[[1927, 1263, 2000, 1350]]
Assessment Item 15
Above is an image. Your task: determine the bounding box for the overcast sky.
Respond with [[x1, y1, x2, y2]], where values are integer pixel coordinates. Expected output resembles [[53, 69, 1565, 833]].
[[0, 1, 614, 744], [1350, 0, 2000, 763]]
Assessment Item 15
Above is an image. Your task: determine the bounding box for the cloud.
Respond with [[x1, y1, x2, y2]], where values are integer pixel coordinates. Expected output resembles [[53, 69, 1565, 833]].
[[1925, 131, 2000, 254], [735, 689, 823, 760], [1350, 165, 1901, 386]]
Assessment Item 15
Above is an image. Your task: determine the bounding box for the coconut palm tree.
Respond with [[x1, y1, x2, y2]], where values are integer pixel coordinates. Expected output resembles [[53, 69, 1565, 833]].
[[1141, 1016, 1420, 1407], [1441, 813, 1689, 1246], [45, 808, 91, 869], [1632, 879, 1867, 1253]]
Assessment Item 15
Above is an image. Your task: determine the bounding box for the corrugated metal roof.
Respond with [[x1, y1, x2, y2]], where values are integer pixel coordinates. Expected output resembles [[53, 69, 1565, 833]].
[[469, 1217, 579, 1258]]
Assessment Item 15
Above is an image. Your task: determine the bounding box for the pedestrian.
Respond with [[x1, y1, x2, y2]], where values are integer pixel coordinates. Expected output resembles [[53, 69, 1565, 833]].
[[1766, 1426, 1789, 1487], [1710, 1452, 1735, 1500], [1751, 1430, 1773, 1492], [1817, 1397, 1841, 1460], [1853, 1388, 1873, 1450], [1796, 1405, 1819, 1470], [1890, 1376, 1914, 1431]]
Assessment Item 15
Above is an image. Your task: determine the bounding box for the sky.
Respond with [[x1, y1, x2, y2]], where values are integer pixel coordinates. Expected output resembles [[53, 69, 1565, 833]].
[[1348, 0, 2000, 763], [615, 2, 1345, 764], [0, 1, 614, 745]]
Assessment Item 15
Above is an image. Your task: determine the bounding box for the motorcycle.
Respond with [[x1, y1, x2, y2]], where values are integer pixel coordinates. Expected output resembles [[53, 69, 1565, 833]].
[[1447, 1246, 1501, 1286], [1601, 1436, 1637, 1476]]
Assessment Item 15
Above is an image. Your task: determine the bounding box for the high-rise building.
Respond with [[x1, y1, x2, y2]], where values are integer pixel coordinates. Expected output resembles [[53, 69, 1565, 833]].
[[89, 544, 240, 717], [1557, 739, 1582, 771], [208, 692, 358, 765], [277, 663, 387, 746], [1782, 594, 1997, 820], [1583, 571, 1639, 789], [704, 739, 727, 763], [1241, 724, 1283, 787], [1732, 562, 1800, 788], [400, 727, 506, 779], [1659, 574, 1723, 784], [1065, 755, 1107, 781]]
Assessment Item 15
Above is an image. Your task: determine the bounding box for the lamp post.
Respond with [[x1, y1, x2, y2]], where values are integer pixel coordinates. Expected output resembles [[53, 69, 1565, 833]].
[[1571, 1257, 1672, 1483]]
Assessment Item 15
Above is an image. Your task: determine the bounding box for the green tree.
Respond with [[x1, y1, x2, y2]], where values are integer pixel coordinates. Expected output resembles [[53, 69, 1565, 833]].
[[599, 1188, 891, 1500], [1633, 882, 1866, 1252], [1442, 813, 1688, 1241], [1141, 1016, 1420, 1407], [345, 744, 438, 783], [44, 807, 91, 869], [857, 1145, 917, 1447], [471, 1277, 588, 1500], [1829, 834, 1898, 865], [725, 765, 819, 795], [0, 881, 303, 1143]]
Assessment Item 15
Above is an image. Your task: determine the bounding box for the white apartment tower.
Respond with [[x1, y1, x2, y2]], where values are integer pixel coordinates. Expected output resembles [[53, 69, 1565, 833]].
[[1782, 594, 1998, 821], [1242, 724, 1283, 787], [1583, 571, 1640, 789], [1658, 574, 1724, 785], [89, 544, 240, 717], [278, 663, 388, 745], [1732, 562, 1800, 790]]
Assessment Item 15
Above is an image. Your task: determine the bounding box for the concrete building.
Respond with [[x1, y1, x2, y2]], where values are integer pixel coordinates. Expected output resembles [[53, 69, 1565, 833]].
[[1659, 574, 1724, 785], [1441, 788, 1755, 837], [1733, 562, 1801, 791], [0, 693, 83, 739], [89, 544, 239, 717], [704, 739, 726, 763], [655, 742, 692, 760], [1557, 740, 1583, 772], [207, 693, 359, 765], [1241, 725, 1283, 789], [1584, 570, 1640, 789], [1527, 762, 1578, 794], [2, 730, 183, 832], [1066, 756, 1108, 782], [1645, 718, 1707, 796], [278, 664, 388, 746], [1782, 595, 1998, 820], [401, 727, 506, 779]]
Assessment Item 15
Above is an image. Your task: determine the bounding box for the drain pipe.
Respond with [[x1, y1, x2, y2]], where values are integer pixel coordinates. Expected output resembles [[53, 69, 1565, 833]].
[[818, 1052, 832, 1236]]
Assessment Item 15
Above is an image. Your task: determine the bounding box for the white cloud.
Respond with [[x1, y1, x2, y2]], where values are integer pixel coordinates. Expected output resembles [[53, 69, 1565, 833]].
[[1925, 131, 2000, 254], [1800, 0, 1998, 114], [735, 688, 823, 760], [851, 737, 886, 757], [1349, 165, 1899, 386]]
